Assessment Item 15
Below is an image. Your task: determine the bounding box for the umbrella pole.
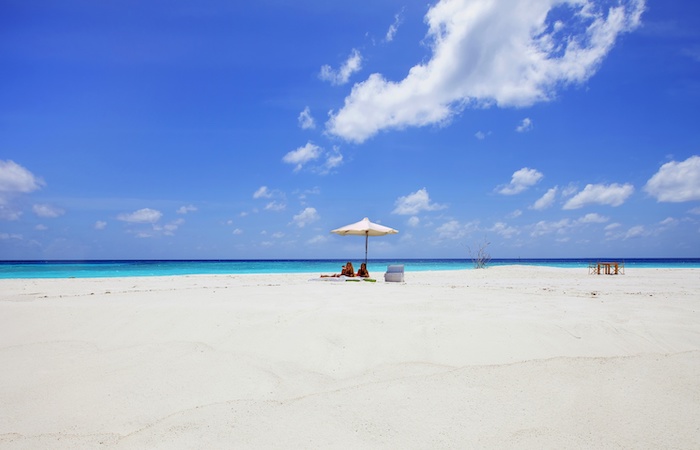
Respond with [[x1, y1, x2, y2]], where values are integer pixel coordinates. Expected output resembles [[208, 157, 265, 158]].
[[365, 232, 368, 265]]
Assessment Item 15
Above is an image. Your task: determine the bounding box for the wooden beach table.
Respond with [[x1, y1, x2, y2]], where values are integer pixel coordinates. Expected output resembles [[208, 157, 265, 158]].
[[589, 261, 624, 275]]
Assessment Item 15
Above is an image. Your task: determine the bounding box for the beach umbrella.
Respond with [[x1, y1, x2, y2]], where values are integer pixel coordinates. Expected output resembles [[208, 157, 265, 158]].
[[331, 217, 398, 265]]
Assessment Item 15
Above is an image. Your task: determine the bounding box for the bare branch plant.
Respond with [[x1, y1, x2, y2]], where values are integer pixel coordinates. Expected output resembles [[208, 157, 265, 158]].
[[468, 238, 491, 269]]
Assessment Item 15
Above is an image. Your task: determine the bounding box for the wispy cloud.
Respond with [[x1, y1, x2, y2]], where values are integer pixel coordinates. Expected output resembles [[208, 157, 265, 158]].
[[531, 213, 610, 238], [264, 201, 286, 211], [604, 217, 679, 241], [282, 142, 344, 174], [385, 10, 404, 42], [490, 222, 519, 239], [531, 218, 573, 237], [578, 213, 609, 224], [176, 204, 197, 214], [307, 234, 329, 245], [296, 186, 321, 202], [659, 216, 678, 228], [326, 0, 645, 143], [33, 204, 64, 218], [253, 186, 273, 199], [319, 49, 362, 86], [117, 208, 162, 223], [516, 117, 533, 132], [681, 46, 700, 63], [435, 219, 479, 240], [624, 225, 648, 239], [298, 106, 316, 130], [318, 146, 344, 175], [154, 218, 184, 236]]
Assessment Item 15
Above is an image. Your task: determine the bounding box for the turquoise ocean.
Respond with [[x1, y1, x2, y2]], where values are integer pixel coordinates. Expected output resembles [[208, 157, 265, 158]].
[[1, 259, 699, 279]]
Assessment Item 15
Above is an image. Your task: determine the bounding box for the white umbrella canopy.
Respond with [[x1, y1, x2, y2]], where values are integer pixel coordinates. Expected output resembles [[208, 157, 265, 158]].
[[331, 217, 398, 264]]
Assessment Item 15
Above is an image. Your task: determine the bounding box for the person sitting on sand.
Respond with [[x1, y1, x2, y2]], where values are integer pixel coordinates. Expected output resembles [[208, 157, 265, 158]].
[[342, 262, 356, 277], [321, 262, 355, 278], [356, 263, 370, 278]]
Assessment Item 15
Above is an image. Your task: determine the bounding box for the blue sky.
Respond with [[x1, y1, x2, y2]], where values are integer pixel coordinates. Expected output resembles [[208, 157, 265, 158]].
[[2, 0, 699, 260]]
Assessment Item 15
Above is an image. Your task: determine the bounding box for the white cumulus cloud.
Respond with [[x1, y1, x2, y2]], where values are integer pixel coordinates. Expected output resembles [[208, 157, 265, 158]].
[[292, 207, 320, 227], [282, 142, 323, 172], [532, 187, 558, 210], [563, 183, 635, 209], [326, 0, 645, 143], [644, 155, 700, 202], [0, 160, 43, 193], [0, 160, 44, 220], [497, 168, 543, 195], [393, 188, 447, 215]]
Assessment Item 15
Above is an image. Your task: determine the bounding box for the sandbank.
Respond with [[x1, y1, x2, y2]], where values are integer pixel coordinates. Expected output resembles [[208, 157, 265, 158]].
[[1, 266, 698, 448]]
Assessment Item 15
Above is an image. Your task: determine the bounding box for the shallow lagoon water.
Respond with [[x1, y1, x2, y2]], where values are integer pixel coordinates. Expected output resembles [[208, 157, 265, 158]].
[[1, 258, 699, 279]]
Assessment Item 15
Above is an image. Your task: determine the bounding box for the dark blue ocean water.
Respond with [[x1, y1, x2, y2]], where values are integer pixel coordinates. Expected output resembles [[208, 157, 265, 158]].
[[1, 259, 699, 279]]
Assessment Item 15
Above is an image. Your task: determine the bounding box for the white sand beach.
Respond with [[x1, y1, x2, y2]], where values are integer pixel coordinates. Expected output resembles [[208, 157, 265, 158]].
[[1, 266, 699, 449]]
